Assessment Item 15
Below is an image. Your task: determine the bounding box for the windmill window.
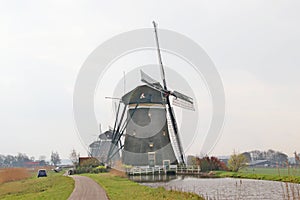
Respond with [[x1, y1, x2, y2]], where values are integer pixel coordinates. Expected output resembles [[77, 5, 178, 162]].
[[162, 131, 166, 136], [132, 130, 136, 136], [149, 142, 154, 148]]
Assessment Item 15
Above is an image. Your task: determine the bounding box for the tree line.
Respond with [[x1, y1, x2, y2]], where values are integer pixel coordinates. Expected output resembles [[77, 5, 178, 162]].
[[242, 149, 288, 165], [0, 151, 61, 167], [187, 149, 291, 173]]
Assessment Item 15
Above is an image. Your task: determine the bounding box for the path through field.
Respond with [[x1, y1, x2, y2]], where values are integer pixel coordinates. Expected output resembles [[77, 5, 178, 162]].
[[68, 175, 108, 200]]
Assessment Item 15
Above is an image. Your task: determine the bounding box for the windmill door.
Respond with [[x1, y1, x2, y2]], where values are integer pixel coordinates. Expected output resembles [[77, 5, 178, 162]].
[[163, 160, 170, 170], [148, 152, 156, 167]]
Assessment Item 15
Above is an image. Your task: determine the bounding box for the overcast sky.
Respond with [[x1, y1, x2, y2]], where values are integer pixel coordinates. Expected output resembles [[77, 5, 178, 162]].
[[0, 0, 299, 159]]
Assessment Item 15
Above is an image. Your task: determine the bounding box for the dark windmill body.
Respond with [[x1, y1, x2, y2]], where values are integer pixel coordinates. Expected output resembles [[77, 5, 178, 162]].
[[106, 22, 194, 167], [121, 85, 177, 166]]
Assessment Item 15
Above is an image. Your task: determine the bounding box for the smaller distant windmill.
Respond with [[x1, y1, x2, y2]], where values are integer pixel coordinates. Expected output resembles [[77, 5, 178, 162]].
[[106, 21, 195, 166], [89, 124, 120, 164]]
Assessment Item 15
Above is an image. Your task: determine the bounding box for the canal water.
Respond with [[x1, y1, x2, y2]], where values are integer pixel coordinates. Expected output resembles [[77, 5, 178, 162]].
[[132, 175, 300, 199]]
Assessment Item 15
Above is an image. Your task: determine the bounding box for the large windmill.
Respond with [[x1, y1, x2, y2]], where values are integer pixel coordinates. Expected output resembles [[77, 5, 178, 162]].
[[107, 22, 194, 166]]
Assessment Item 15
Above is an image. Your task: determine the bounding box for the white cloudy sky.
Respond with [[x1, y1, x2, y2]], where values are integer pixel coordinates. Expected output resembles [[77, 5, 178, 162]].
[[0, 0, 299, 159]]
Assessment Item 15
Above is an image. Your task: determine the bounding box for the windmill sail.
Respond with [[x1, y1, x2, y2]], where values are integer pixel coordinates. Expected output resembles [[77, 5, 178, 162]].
[[153, 21, 168, 90], [141, 70, 160, 85], [173, 98, 195, 111], [172, 90, 195, 111], [140, 70, 164, 90], [152, 21, 186, 164], [173, 90, 193, 104], [141, 70, 195, 111], [166, 106, 185, 163]]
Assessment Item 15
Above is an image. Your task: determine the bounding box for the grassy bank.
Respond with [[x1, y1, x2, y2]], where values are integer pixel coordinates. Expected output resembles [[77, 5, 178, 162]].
[[85, 172, 203, 200], [241, 167, 300, 176], [215, 168, 300, 183], [0, 171, 74, 200]]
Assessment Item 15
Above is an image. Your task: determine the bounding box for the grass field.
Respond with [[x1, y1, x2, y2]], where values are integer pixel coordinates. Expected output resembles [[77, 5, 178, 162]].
[[240, 167, 300, 176], [85, 172, 203, 200], [0, 170, 74, 200], [215, 167, 300, 183]]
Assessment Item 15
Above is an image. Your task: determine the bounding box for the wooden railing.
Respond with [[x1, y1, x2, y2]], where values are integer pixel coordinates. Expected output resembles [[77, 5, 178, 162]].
[[126, 165, 202, 175]]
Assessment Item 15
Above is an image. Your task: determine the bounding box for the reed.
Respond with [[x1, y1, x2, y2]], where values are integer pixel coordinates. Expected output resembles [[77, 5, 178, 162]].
[[0, 168, 30, 184]]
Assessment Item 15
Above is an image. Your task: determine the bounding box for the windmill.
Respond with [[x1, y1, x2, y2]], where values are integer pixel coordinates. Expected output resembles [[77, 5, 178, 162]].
[[89, 124, 121, 164], [106, 21, 194, 166]]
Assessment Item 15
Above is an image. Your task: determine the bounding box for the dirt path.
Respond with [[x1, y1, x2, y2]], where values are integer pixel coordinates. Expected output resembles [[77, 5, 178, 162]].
[[68, 175, 108, 200]]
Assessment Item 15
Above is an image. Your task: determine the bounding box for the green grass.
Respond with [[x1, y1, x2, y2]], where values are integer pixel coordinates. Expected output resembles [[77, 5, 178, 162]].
[[240, 167, 300, 176], [84, 173, 203, 200], [0, 171, 74, 200], [215, 167, 300, 183]]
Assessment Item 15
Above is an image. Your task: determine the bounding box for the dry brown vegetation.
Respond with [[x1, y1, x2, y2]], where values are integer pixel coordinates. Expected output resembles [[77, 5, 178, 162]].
[[109, 168, 127, 178], [0, 168, 30, 184]]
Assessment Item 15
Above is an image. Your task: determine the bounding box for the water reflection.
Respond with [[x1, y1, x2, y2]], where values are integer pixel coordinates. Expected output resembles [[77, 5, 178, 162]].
[[128, 174, 177, 182], [133, 175, 300, 200]]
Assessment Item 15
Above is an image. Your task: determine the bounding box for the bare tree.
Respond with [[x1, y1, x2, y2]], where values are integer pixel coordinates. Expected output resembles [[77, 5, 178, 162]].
[[39, 155, 46, 161], [69, 149, 80, 167], [39, 155, 47, 166], [50, 151, 61, 166]]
